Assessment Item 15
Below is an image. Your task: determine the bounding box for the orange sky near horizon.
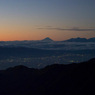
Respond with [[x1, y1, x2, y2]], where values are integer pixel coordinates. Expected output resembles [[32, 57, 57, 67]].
[[0, 26, 94, 41]]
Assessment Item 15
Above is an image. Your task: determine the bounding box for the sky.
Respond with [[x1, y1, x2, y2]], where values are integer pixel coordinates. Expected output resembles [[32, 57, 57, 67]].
[[0, 0, 95, 41]]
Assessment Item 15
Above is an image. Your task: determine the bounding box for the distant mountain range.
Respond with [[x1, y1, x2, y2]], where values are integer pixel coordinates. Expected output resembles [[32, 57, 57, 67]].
[[64, 37, 95, 42], [41, 37, 95, 42], [0, 58, 95, 95], [0, 37, 95, 42]]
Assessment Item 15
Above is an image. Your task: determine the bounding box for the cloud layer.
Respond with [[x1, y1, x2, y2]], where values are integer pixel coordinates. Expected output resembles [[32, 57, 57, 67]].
[[38, 26, 95, 32]]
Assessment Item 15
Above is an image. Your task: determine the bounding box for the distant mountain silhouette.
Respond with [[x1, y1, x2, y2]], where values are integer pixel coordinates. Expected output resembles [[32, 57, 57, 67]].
[[41, 37, 53, 42], [88, 37, 95, 42], [64, 37, 95, 42], [0, 58, 95, 95]]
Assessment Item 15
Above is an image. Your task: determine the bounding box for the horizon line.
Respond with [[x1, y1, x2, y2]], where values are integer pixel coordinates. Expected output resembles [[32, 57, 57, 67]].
[[0, 37, 95, 42]]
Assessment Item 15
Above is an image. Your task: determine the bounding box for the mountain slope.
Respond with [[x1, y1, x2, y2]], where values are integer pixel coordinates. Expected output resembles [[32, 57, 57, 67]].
[[0, 58, 95, 95], [41, 37, 53, 42]]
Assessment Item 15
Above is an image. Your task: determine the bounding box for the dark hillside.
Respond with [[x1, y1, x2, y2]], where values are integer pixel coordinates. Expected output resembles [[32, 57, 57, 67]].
[[0, 58, 95, 95]]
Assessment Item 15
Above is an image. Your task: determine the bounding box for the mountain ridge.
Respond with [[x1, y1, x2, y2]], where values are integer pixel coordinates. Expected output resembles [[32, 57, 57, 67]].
[[0, 58, 95, 95], [64, 37, 95, 42]]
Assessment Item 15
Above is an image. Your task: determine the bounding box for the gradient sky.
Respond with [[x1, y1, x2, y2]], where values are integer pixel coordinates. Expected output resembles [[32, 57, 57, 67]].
[[0, 0, 95, 41]]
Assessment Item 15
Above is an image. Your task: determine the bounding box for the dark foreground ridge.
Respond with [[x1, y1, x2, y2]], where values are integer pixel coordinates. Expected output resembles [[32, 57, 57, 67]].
[[0, 58, 95, 95]]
